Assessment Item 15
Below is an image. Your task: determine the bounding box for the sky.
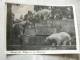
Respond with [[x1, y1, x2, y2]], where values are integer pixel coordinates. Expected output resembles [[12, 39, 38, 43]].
[[12, 4, 34, 20]]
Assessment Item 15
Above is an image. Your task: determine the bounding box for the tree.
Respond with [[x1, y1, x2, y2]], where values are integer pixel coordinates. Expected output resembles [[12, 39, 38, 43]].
[[24, 11, 40, 32], [51, 6, 74, 20], [34, 5, 49, 12], [7, 3, 13, 46], [6, 4, 14, 46]]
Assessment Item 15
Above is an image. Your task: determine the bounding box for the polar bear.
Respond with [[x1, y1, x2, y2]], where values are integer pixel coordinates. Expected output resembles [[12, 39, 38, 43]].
[[45, 32, 72, 47]]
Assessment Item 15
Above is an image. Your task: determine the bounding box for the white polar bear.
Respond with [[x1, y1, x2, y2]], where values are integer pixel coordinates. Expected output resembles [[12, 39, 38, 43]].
[[45, 32, 72, 47], [34, 9, 51, 20]]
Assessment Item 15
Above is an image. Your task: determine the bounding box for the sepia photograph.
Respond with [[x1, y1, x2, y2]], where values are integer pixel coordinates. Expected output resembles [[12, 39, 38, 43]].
[[7, 54, 80, 60], [6, 3, 78, 50]]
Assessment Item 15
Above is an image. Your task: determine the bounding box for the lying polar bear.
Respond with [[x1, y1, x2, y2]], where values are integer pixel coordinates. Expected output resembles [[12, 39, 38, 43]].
[[45, 32, 72, 47]]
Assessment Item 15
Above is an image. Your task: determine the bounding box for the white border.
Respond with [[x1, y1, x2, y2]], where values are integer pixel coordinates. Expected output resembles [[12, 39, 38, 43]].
[[5, 1, 79, 54], [73, 5, 79, 51]]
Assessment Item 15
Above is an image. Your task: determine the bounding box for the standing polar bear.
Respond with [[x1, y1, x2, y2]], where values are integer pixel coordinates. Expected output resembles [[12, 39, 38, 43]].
[[45, 32, 72, 47]]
